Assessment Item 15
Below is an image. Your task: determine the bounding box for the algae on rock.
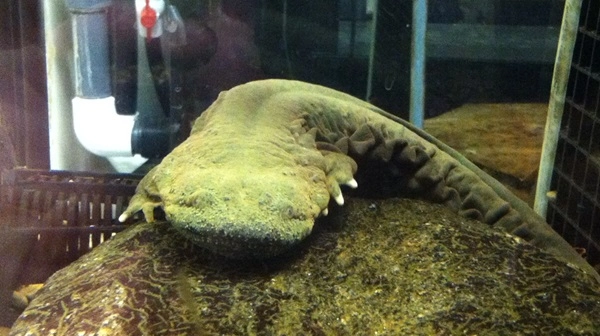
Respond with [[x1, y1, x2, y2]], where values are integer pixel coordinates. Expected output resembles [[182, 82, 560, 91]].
[[11, 197, 600, 335]]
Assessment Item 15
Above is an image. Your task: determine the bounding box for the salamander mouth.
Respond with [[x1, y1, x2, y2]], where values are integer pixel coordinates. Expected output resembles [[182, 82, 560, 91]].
[[171, 219, 304, 259], [166, 204, 314, 259]]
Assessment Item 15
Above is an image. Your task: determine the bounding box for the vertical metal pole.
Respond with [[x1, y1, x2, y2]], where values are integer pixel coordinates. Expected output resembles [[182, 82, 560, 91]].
[[349, 0, 357, 59], [534, 0, 583, 216], [365, 0, 378, 100], [410, 0, 426, 128]]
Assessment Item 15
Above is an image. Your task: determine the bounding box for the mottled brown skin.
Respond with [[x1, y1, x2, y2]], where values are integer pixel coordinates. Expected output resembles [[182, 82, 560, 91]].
[[119, 80, 598, 281]]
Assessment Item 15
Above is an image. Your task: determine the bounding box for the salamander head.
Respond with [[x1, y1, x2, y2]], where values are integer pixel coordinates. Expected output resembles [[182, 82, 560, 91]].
[[120, 166, 341, 258]]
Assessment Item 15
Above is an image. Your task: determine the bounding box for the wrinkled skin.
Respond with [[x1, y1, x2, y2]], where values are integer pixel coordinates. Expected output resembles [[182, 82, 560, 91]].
[[121, 80, 365, 257], [118, 80, 599, 282]]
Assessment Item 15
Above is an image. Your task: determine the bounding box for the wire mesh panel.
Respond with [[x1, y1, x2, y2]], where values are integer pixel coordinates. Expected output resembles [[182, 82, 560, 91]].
[[547, 0, 600, 269]]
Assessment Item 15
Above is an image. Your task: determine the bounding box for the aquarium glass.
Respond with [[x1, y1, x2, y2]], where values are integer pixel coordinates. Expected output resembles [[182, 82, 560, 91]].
[[3, 0, 600, 334]]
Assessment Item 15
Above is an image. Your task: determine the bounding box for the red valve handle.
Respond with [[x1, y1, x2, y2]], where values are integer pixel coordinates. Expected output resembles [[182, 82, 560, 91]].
[[140, 0, 157, 41]]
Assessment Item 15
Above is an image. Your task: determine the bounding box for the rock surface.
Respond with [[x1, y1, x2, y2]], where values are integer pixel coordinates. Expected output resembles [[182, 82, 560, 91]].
[[425, 103, 547, 204], [11, 197, 600, 335]]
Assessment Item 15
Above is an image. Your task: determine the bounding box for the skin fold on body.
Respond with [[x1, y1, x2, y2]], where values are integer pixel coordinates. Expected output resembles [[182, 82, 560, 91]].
[[119, 79, 599, 282]]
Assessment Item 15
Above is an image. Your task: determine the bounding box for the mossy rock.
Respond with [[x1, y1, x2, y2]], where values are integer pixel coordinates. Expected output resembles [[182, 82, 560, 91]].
[[11, 197, 600, 335]]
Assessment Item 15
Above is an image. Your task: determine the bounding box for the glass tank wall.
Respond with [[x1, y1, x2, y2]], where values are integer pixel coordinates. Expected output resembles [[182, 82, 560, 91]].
[[4, 0, 600, 333], [32, 0, 565, 174], [35, 0, 563, 171]]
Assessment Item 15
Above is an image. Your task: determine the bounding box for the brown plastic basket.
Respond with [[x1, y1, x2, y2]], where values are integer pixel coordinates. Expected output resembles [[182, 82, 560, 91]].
[[0, 168, 142, 317]]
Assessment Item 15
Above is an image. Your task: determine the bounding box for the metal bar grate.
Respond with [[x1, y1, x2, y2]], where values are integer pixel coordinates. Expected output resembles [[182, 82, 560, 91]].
[[547, 0, 600, 269]]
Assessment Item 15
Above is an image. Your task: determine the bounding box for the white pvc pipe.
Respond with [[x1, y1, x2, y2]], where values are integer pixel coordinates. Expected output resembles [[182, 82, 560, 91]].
[[72, 97, 135, 157], [534, 0, 583, 216], [45, 1, 154, 173], [45, 0, 115, 172], [72, 97, 147, 173]]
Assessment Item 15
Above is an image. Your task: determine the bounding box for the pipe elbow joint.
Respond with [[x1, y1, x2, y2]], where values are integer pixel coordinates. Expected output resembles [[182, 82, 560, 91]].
[[72, 97, 136, 157]]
